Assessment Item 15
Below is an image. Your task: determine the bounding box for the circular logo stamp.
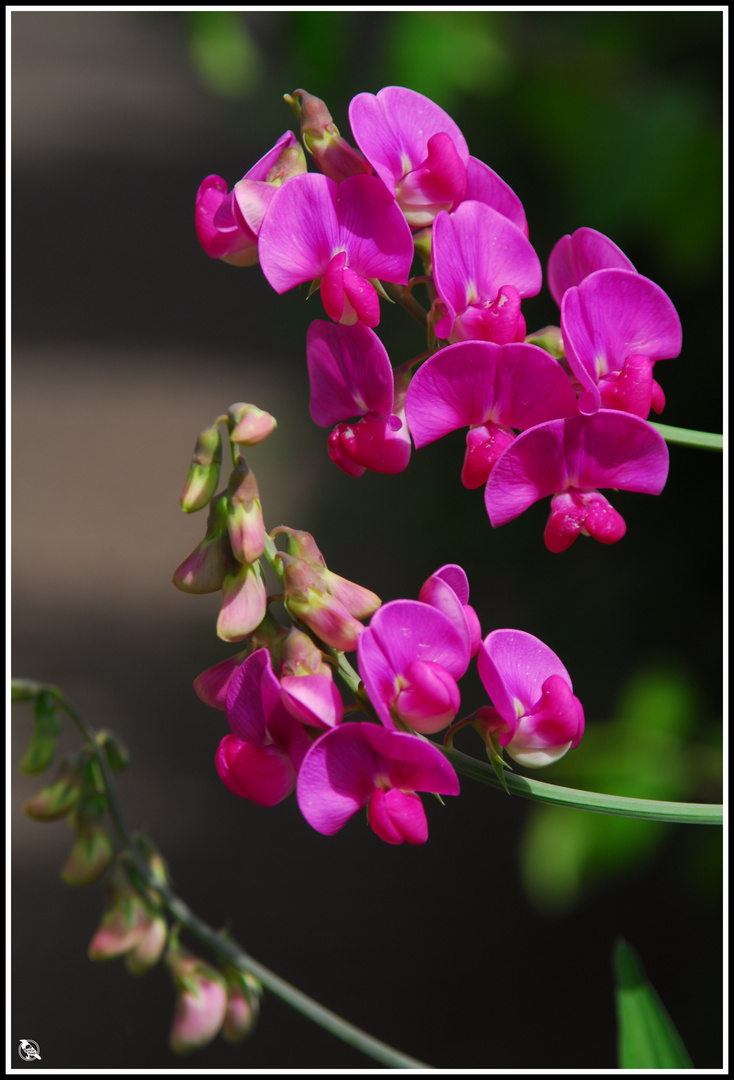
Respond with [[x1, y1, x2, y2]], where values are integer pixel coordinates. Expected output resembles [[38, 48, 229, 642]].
[[18, 1039, 41, 1061]]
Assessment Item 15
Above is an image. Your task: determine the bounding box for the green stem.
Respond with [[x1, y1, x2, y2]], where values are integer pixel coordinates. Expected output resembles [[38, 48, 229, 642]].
[[384, 281, 429, 329], [648, 422, 723, 451], [442, 745, 722, 824], [29, 684, 430, 1070]]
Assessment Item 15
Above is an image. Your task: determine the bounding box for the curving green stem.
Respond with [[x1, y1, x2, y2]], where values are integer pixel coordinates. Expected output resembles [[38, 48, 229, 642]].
[[648, 422, 723, 451], [18, 683, 429, 1070], [442, 745, 723, 825]]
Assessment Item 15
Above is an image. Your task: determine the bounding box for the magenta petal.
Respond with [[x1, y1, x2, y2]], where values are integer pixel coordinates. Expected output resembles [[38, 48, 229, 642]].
[[195, 175, 257, 264], [333, 413, 411, 474], [465, 156, 527, 235], [216, 734, 296, 806], [485, 412, 669, 527], [335, 174, 414, 283], [349, 86, 469, 199], [433, 202, 542, 320], [365, 599, 470, 680], [419, 571, 474, 656], [193, 652, 247, 711], [258, 173, 340, 293], [321, 251, 348, 323], [598, 354, 654, 418], [561, 268, 682, 405], [359, 724, 460, 795], [342, 266, 380, 327], [547, 227, 635, 308], [477, 629, 573, 729], [394, 659, 460, 733], [369, 788, 427, 845], [217, 562, 267, 643], [296, 724, 380, 835], [280, 674, 344, 729], [461, 423, 516, 488], [307, 320, 394, 424], [395, 132, 467, 226], [225, 648, 280, 746]]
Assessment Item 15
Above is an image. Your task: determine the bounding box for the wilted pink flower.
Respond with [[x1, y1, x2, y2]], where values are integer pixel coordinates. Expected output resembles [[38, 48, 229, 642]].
[[195, 131, 305, 266], [432, 201, 542, 344], [476, 629, 584, 767], [216, 649, 313, 806], [561, 268, 682, 418], [405, 340, 578, 488], [485, 410, 669, 553], [258, 172, 414, 327], [418, 564, 482, 658], [358, 600, 470, 734], [547, 226, 635, 307], [297, 722, 459, 844], [307, 320, 410, 476], [348, 86, 469, 229]]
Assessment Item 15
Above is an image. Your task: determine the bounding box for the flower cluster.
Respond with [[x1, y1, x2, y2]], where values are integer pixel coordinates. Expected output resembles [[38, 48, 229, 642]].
[[173, 411, 584, 845], [196, 87, 681, 553]]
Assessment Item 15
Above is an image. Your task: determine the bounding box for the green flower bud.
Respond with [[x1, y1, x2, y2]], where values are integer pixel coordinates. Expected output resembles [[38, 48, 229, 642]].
[[19, 691, 61, 775], [180, 424, 223, 513], [23, 753, 85, 821], [61, 823, 114, 887]]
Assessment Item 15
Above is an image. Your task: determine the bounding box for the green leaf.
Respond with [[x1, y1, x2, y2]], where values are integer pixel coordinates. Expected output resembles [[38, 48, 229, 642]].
[[614, 938, 693, 1068]]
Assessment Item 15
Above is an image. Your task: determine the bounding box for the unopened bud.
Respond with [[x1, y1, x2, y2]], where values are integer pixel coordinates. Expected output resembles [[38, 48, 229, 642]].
[[180, 424, 223, 513], [285, 89, 372, 183], [280, 627, 331, 678], [525, 325, 565, 360], [61, 823, 114, 887], [96, 730, 129, 773], [227, 459, 265, 564], [227, 402, 277, 446], [173, 494, 232, 594], [272, 526, 380, 619], [166, 945, 228, 1054], [19, 691, 61, 775], [265, 141, 307, 186], [217, 559, 268, 642], [11, 678, 45, 703], [24, 753, 85, 821], [280, 552, 364, 652], [222, 970, 261, 1043], [88, 865, 151, 961], [125, 912, 168, 975]]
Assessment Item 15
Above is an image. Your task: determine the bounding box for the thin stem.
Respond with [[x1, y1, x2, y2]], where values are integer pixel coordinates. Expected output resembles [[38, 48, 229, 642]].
[[442, 745, 722, 825], [648, 422, 723, 451], [35, 685, 430, 1070], [384, 281, 429, 329]]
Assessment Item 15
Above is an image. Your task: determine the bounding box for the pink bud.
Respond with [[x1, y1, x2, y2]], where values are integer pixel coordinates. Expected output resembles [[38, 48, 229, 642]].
[[227, 402, 278, 446], [61, 824, 114, 887], [227, 461, 265, 564], [286, 89, 372, 183], [167, 946, 228, 1055], [217, 560, 267, 642], [180, 424, 223, 514]]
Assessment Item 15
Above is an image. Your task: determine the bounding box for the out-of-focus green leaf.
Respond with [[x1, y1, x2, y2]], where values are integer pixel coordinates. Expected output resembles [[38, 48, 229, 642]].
[[186, 12, 260, 99], [614, 938, 693, 1068]]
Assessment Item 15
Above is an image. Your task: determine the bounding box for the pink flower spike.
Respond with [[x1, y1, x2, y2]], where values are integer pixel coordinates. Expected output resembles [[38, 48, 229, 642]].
[[477, 629, 584, 767], [547, 227, 635, 308], [349, 86, 469, 228], [358, 599, 469, 733], [464, 156, 528, 236], [561, 268, 682, 418], [485, 411, 669, 550], [432, 202, 542, 344], [296, 722, 459, 842], [258, 173, 413, 327]]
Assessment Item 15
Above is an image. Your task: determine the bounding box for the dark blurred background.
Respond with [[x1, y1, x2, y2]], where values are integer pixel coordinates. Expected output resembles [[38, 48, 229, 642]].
[[11, 10, 723, 1070]]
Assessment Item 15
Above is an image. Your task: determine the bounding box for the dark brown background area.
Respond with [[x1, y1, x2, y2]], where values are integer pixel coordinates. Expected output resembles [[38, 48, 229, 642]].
[[11, 10, 723, 1070]]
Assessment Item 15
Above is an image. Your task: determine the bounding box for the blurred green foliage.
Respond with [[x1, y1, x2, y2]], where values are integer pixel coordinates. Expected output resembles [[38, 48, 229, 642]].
[[185, 12, 261, 99], [614, 938, 694, 1068], [518, 667, 722, 914]]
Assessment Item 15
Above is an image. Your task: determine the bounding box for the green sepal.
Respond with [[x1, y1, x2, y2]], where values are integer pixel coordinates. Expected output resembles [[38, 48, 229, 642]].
[[19, 692, 62, 774], [614, 938, 694, 1068], [484, 734, 513, 794]]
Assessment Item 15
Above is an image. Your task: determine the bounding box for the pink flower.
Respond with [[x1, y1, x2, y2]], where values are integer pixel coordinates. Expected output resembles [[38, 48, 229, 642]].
[[296, 722, 459, 844], [547, 226, 635, 307], [463, 156, 528, 236], [476, 629, 584, 767], [561, 268, 682, 418], [195, 131, 305, 266], [257, 172, 414, 327], [405, 340, 578, 489], [348, 86, 469, 228], [418, 564, 482, 658], [432, 201, 542, 344], [358, 600, 470, 734], [216, 650, 312, 806], [485, 410, 669, 553], [307, 320, 410, 476]]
